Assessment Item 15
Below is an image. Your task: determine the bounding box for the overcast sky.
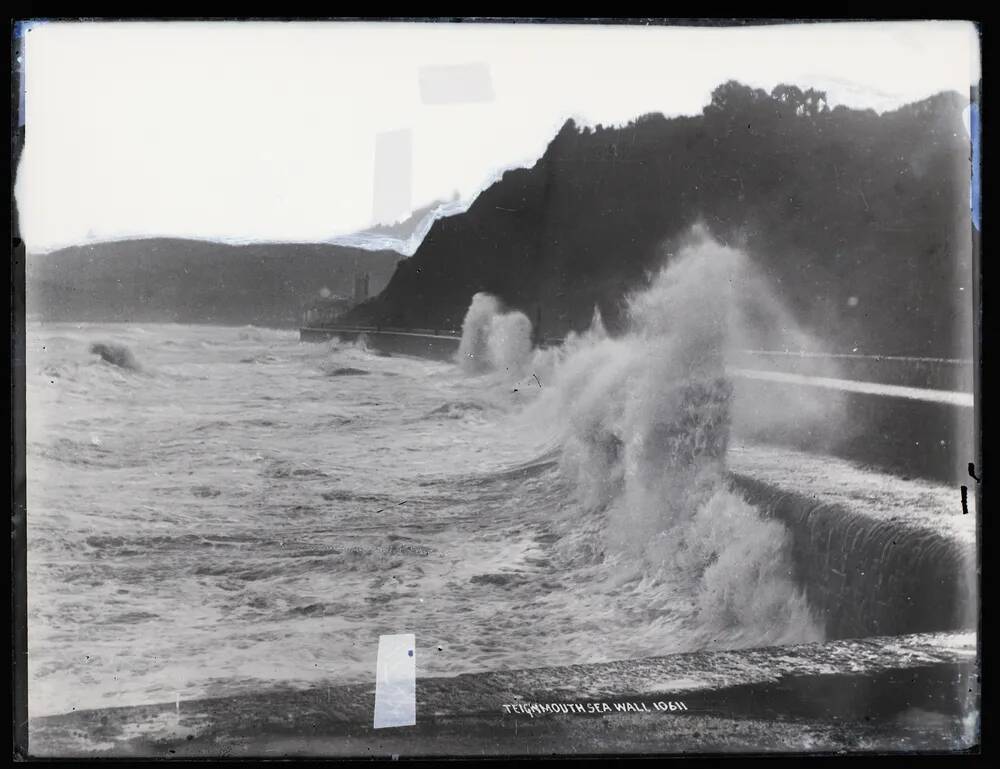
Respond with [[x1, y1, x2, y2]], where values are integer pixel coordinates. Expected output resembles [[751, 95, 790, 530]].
[[15, 20, 980, 253]]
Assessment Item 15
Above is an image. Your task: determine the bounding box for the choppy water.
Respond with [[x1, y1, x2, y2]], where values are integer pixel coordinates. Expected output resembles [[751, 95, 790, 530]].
[[27, 237, 844, 718]]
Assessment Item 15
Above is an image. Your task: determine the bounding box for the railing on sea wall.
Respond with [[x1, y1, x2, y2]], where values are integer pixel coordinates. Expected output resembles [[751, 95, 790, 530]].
[[728, 350, 975, 394]]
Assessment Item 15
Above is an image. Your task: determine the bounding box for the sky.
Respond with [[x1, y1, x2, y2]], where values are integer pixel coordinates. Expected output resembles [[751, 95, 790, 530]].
[[14, 20, 981, 253]]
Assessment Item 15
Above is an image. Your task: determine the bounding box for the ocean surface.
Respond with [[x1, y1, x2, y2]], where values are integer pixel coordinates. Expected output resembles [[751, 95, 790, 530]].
[[26, 240, 871, 718]]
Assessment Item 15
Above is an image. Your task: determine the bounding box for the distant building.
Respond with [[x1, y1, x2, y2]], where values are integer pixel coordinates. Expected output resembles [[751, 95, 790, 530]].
[[302, 293, 352, 327], [301, 271, 372, 326]]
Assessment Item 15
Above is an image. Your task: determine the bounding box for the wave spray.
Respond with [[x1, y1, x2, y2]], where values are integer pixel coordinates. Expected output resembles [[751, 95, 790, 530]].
[[458, 231, 841, 647]]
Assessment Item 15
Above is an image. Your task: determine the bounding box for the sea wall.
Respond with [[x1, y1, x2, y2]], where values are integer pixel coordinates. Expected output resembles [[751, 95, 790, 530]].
[[731, 472, 976, 641]]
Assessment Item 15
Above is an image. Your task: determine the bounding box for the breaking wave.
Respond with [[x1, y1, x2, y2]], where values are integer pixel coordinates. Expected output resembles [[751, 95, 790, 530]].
[[456, 293, 534, 375], [456, 231, 845, 646]]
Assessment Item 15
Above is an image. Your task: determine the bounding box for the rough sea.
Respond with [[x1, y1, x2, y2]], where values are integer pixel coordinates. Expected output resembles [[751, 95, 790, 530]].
[[27, 239, 854, 718]]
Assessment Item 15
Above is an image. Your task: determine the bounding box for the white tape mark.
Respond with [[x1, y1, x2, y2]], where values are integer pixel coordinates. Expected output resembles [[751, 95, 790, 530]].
[[373, 633, 416, 729], [728, 367, 974, 408], [372, 129, 413, 226], [419, 63, 494, 105]]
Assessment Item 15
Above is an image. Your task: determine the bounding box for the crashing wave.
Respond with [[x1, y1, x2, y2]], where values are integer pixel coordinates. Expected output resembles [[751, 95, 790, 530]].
[[455, 230, 848, 647]]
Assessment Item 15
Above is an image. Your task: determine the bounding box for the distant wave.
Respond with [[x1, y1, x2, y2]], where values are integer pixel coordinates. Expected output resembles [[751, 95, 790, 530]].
[[456, 293, 533, 375], [426, 401, 486, 419], [32, 437, 151, 469], [89, 342, 140, 371]]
